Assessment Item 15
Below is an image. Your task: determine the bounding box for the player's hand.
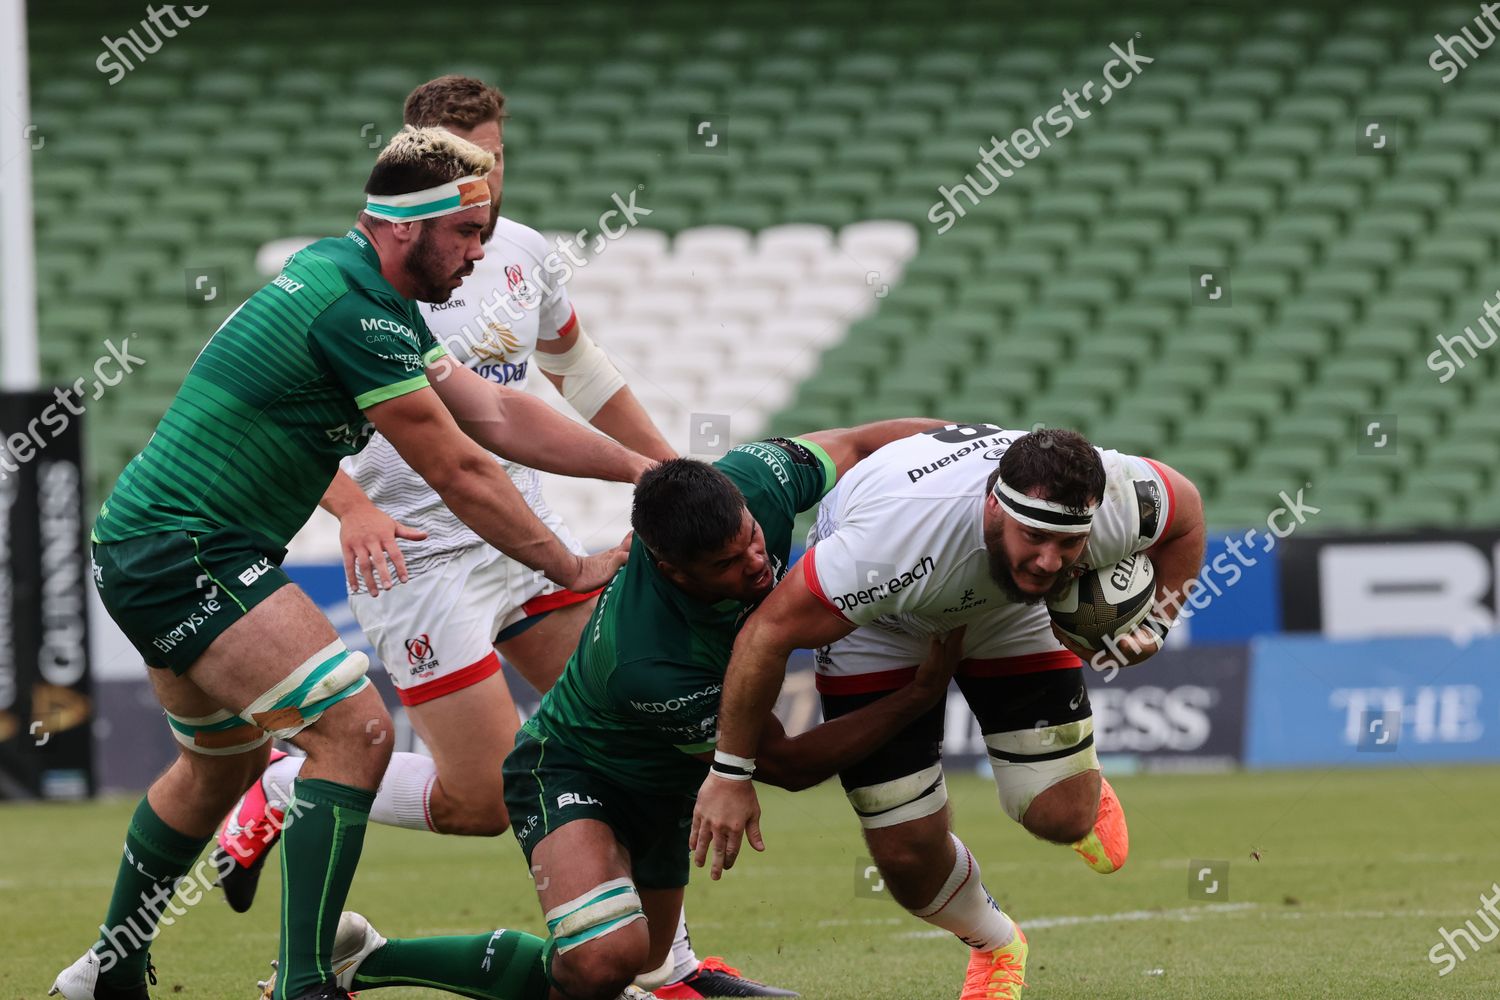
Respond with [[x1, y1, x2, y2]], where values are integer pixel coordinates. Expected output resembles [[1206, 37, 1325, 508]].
[[691, 774, 764, 880], [568, 536, 631, 592], [1052, 621, 1165, 674], [908, 626, 965, 704], [629, 454, 660, 484], [341, 505, 427, 596]]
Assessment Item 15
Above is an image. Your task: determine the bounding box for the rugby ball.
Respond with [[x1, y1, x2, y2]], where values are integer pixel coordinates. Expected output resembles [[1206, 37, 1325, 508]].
[[1047, 554, 1156, 652]]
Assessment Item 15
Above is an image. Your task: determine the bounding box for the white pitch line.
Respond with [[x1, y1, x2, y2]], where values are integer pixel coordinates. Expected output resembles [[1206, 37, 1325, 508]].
[[901, 903, 1257, 938]]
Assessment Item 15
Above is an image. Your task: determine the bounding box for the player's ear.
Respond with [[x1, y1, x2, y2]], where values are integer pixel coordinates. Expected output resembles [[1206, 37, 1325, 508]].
[[655, 557, 689, 588]]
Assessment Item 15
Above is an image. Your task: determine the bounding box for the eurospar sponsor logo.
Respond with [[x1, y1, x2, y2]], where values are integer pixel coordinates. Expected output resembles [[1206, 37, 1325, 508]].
[[834, 555, 937, 613]]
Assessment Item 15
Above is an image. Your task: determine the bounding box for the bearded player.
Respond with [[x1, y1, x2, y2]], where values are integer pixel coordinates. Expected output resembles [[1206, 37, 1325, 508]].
[[693, 425, 1206, 998], [253, 422, 965, 1000], [51, 126, 650, 1000], [211, 76, 787, 998]]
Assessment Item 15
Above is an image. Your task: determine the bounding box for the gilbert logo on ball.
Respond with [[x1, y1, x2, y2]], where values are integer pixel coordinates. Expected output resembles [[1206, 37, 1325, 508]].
[[1047, 554, 1156, 652]]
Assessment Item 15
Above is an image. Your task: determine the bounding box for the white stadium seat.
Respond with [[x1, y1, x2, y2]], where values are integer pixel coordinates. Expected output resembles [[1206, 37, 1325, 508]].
[[757, 223, 836, 258], [673, 225, 755, 262], [285, 221, 919, 561]]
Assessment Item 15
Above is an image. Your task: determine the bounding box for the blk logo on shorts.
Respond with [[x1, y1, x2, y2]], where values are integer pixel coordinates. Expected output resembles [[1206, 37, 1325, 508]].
[[405, 634, 437, 670]]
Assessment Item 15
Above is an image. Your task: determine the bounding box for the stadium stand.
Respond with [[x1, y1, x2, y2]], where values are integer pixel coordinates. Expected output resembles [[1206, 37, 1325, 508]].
[[24, 1, 1500, 537]]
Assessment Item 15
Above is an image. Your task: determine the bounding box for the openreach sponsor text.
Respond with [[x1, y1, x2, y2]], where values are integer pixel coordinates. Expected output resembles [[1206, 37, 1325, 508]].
[[834, 556, 937, 614]]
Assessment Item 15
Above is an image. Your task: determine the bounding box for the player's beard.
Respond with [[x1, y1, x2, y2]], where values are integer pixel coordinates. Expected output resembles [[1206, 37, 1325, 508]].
[[480, 199, 501, 244], [985, 525, 1076, 606], [406, 226, 472, 303]]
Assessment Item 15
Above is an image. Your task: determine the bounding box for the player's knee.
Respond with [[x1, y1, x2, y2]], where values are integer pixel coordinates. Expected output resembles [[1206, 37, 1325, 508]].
[[553, 951, 640, 1000], [432, 793, 509, 837], [545, 878, 649, 999], [1021, 780, 1099, 844], [1024, 807, 1095, 845], [551, 929, 648, 1000], [180, 744, 269, 808]]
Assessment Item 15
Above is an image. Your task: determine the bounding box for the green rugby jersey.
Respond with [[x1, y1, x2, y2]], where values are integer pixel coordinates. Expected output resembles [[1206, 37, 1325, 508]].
[[523, 438, 837, 795], [95, 230, 447, 549]]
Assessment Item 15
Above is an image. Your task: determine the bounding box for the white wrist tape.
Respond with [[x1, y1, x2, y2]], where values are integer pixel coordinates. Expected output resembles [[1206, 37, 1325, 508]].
[[712, 749, 757, 780], [534, 323, 627, 420]]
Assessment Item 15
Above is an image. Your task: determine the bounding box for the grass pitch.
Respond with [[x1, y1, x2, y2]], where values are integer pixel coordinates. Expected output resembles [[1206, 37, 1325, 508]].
[[7, 766, 1498, 998]]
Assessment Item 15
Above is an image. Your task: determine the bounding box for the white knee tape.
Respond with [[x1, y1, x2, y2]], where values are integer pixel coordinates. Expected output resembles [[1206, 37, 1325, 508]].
[[545, 877, 645, 955], [846, 763, 949, 830], [985, 718, 1099, 822], [243, 642, 371, 741], [165, 707, 271, 756]]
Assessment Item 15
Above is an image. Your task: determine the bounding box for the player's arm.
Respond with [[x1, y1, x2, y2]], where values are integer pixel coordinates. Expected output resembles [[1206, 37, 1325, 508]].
[[690, 567, 857, 878], [1054, 460, 1206, 669], [1144, 460, 1206, 628], [752, 628, 963, 791], [365, 387, 626, 592], [534, 319, 676, 462], [797, 418, 951, 478], [318, 469, 427, 596], [426, 355, 653, 484]]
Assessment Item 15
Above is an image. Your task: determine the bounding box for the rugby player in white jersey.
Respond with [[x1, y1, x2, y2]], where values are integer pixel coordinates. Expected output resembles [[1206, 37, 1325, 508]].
[[213, 76, 794, 999], [693, 425, 1206, 998]]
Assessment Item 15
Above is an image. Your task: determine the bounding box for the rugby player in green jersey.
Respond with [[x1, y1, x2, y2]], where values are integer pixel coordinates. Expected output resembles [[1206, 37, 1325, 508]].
[[51, 126, 655, 1000], [254, 422, 966, 1000]]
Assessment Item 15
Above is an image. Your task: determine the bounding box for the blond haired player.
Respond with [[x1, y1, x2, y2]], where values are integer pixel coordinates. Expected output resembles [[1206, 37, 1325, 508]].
[[53, 125, 647, 1000], [215, 77, 792, 998]]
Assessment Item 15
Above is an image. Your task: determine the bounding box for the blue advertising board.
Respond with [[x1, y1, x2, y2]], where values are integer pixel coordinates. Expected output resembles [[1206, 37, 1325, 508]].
[[1246, 634, 1500, 767]]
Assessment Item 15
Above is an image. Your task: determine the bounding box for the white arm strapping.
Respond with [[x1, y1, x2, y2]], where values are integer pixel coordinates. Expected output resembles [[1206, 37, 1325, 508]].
[[533, 322, 628, 420]]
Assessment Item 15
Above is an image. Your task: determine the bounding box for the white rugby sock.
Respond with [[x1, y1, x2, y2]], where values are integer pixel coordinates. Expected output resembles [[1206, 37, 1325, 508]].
[[259, 753, 304, 812], [368, 751, 439, 831], [255, 750, 436, 831], [910, 834, 1015, 952], [666, 908, 699, 983]]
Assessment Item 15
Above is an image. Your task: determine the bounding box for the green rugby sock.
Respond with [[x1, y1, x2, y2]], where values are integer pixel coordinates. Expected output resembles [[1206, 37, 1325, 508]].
[[351, 930, 548, 999], [93, 797, 211, 988], [276, 778, 374, 1000]]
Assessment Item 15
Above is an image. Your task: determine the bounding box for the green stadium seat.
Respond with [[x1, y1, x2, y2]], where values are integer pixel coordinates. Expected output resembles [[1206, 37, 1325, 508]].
[[1093, 217, 1170, 250], [1371, 495, 1464, 529], [1047, 367, 1124, 398], [1391, 265, 1473, 299], [1158, 128, 1237, 161], [1027, 395, 1111, 430], [1451, 408, 1500, 439], [1113, 185, 1191, 218], [1067, 247, 1146, 281]]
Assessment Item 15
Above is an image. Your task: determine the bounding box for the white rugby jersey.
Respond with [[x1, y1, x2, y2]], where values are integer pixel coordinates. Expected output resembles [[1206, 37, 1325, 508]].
[[346, 217, 578, 575], [804, 424, 1174, 636]]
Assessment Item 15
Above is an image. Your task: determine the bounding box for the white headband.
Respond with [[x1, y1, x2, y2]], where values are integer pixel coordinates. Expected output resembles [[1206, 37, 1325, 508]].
[[992, 477, 1097, 534], [365, 174, 490, 222]]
